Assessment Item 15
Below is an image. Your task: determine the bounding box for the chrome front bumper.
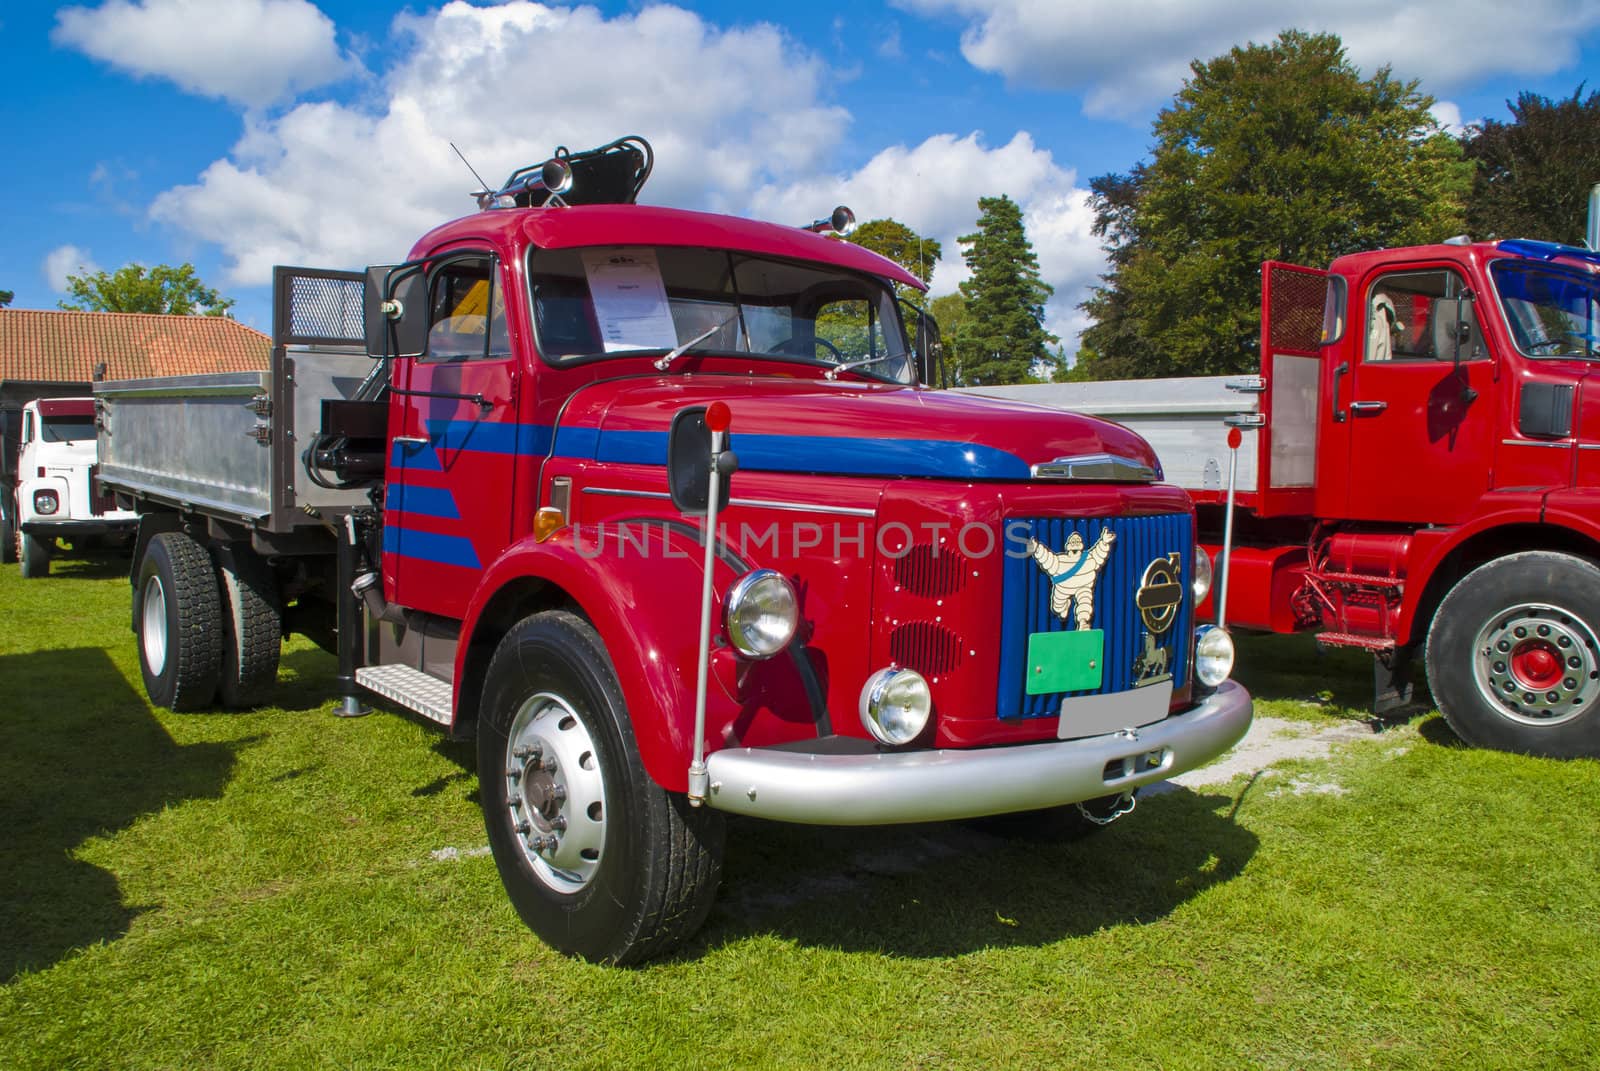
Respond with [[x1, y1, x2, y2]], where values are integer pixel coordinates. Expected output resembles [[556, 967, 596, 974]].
[[703, 680, 1252, 824]]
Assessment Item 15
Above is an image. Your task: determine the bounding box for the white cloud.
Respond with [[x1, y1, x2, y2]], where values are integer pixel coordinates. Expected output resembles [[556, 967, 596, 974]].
[[53, 0, 356, 108], [1430, 101, 1465, 136], [151, 2, 852, 285], [748, 131, 1104, 350], [43, 245, 100, 292], [894, 0, 1600, 119]]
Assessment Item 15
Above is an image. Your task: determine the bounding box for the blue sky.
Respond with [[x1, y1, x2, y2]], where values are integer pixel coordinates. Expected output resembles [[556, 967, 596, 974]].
[[4, 0, 1598, 352]]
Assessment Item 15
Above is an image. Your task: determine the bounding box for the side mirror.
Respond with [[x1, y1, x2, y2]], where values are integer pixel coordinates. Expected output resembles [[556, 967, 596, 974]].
[[668, 406, 735, 515], [364, 263, 428, 359], [902, 299, 945, 388], [1451, 289, 1477, 373]]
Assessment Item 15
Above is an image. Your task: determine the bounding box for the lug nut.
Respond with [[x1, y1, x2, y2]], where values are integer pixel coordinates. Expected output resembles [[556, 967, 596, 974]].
[[515, 821, 531, 835], [542, 756, 559, 773], [551, 815, 568, 832], [552, 785, 567, 803], [513, 742, 543, 759], [507, 767, 521, 781]]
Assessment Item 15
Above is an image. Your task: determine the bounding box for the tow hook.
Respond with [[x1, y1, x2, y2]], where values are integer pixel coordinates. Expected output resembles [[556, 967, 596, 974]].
[[1076, 790, 1137, 827]]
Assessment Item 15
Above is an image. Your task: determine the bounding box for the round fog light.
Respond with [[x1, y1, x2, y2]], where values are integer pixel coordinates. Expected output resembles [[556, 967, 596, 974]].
[[1192, 546, 1213, 602], [724, 569, 798, 658], [859, 667, 931, 746], [1194, 625, 1235, 687], [34, 490, 59, 516]]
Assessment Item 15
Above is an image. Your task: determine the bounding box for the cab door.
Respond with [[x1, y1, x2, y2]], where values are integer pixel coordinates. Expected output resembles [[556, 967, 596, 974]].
[[1339, 264, 1497, 525], [386, 252, 521, 620]]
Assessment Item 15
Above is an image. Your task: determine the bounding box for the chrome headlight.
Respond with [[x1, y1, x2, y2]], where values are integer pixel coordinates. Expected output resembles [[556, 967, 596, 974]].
[[1194, 625, 1235, 687], [724, 569, 798, 658], [859, 667, 932, 746], [1192, 546, 1213, 602], [33, 490, 59, 516]]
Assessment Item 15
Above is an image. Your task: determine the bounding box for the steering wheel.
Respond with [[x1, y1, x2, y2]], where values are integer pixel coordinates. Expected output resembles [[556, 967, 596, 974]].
[[775, 336, 846, 362]]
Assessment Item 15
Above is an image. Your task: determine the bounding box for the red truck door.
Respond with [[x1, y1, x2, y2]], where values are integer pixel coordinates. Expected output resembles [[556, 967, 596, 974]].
[[386, 252, 521, 619], [1334, 263, 1496, 524]]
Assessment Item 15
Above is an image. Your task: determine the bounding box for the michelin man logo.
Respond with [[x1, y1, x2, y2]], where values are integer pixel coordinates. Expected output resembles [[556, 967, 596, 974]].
[[1027, 528, 1116, 630]]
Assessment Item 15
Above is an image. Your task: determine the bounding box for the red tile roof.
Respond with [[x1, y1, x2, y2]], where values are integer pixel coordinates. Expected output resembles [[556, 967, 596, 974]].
[[0, 310, 270, 383]]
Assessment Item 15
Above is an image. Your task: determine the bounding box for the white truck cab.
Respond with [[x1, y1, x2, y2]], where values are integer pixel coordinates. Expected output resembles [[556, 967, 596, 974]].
[[11, 397, 136, 577]]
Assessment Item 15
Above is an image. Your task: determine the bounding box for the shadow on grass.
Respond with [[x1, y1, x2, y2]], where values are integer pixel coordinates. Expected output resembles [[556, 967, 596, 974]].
[[272, 646, 343, 714], [0, 648, 236, 981], [43, 556, 132, 582], [699, 784, 1258, 958]]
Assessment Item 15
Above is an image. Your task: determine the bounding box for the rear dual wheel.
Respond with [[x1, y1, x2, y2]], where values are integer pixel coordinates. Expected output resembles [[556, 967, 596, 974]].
[[478, 611, 724, 964], [1427, 551, 1600, 758], [135, 532, 281, 711]]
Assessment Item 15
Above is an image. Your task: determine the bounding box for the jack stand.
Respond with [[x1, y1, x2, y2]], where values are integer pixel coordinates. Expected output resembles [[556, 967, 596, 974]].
[[337, 695, 371, 718], [1371, 646, 1417, 725]]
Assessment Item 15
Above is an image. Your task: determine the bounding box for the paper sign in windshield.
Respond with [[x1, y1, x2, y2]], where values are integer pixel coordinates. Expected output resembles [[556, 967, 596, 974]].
[[581, 250, 677, 352]]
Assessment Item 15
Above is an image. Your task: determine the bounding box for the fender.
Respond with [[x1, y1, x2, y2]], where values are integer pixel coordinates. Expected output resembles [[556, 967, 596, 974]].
[[1395, 490, 1600, 643], [455, 518, 741, 792]]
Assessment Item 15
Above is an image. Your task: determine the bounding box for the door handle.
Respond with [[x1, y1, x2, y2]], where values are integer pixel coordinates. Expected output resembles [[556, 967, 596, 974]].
[[392, 435, 429, 446], [1349, 400, 1388, 416], [1331, 362, 1349, 423]]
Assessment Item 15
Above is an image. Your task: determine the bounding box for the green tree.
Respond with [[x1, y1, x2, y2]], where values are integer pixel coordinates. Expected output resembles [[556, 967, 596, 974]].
[[1464, 86, 1600, 245], [850, 218, 942, 298], [1077, 30, 1470, 380], [0, 289, 12, 308], [954, 195, 1057, 385], [59, 262, 235, 316]]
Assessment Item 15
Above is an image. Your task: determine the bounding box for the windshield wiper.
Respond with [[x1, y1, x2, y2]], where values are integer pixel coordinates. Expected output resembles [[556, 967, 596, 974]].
[[824, 353, 907, 380], [654, 314, 741, 372]]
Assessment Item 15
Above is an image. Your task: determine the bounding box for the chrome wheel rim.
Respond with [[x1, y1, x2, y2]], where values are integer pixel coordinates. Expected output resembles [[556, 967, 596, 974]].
[[141, 574, 168, 675], [503, 691, 607, 893], [1472, 602, 1600, 727]]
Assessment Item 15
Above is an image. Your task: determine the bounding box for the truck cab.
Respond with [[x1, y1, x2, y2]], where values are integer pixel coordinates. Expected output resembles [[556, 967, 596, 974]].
[[11, 396, 136, 577], [97, 137, 1253, 963]]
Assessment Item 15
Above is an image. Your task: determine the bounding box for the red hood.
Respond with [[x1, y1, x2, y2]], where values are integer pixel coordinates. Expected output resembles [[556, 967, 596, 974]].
[[551, 375, 1161, 481]]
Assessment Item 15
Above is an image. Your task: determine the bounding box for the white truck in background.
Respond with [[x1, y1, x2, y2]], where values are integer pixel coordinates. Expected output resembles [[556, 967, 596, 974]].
[[7, 397, 137, 577]]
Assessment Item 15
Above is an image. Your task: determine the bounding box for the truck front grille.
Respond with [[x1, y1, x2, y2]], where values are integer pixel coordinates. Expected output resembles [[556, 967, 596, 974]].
[[997, 512, 1193, 719]]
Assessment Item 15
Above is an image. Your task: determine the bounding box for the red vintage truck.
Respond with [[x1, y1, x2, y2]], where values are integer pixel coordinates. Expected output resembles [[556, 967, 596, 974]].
[[973, 236, 1600, 759], [93, 137, 1251, 963]]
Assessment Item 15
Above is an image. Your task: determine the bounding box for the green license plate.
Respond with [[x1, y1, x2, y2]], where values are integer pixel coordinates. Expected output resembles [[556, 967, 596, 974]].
[[1024, 629, 1105, 695]]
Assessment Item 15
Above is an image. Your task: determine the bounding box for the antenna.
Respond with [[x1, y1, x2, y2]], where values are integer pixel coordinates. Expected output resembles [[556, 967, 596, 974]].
[[450, 142, 494, 201]]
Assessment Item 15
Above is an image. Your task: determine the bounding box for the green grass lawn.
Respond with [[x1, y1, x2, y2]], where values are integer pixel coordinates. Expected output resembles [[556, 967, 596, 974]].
[[2, 554, 1597, 1070]]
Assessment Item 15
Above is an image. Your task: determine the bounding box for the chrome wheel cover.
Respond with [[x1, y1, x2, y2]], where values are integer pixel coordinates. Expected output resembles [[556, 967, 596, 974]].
[[502, 691, 608, 893], [1472, 602, 1600, 727], [141, 574, 168, 676]]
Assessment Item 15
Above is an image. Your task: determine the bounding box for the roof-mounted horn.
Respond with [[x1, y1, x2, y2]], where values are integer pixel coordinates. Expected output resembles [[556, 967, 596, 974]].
[[474, 135, 654, 210]]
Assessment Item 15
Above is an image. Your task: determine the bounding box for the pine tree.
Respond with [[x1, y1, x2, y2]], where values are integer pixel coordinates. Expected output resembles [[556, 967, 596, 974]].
[[1077, 30, 1470, 380], [955, 195, 1057, 385]]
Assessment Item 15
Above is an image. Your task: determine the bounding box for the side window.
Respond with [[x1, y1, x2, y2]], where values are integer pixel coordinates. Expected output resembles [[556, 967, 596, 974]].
[[21, 411, 33, 444], [426, 256, 510, 361], [1364, 269, 1482, 363]]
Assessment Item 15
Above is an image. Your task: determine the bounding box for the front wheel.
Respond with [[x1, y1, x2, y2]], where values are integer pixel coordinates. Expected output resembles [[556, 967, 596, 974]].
[[478, 610, 724, 964], [1426, 551, 1600, 758], [19, 531, 50, 578]]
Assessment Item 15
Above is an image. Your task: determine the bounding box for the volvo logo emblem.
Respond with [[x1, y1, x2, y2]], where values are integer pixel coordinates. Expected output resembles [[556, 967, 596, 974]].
[[1135, 553, 1183, 635]]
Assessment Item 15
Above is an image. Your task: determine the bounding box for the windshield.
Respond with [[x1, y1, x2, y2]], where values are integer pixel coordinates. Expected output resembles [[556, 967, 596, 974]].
[[528, 246, 915, 383], [1492, 260, 1600, 358], [42, 414, 96, 443]]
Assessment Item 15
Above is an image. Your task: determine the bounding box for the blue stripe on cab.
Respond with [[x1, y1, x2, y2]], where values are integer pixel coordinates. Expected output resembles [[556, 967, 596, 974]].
[[383, 525, 482, 569], [386, 484, 460, 519]]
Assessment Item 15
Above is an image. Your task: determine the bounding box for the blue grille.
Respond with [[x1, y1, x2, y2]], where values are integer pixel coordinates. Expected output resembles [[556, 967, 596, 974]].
[[997, 513, 1194, 719]]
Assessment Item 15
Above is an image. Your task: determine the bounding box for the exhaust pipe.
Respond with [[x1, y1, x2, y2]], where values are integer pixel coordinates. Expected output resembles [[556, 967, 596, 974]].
[[352, 570, 408, 625]]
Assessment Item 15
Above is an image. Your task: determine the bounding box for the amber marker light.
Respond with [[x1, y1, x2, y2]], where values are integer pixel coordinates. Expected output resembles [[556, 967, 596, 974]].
[[533, 506, 566, 542]]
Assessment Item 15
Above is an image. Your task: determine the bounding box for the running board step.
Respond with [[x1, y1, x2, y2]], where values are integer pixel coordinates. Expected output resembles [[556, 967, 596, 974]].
[[355, 664, 453, 725]]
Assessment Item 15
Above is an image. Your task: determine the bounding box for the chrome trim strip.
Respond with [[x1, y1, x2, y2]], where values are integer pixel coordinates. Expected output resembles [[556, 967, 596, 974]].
[[727, 496, 875, 517], [1500, 439, 1572, 448], [581, 486, 875, 517], [581, 487, 672, 500], [704, 680, 1252, 825], [1577, 444, 1600, 452]]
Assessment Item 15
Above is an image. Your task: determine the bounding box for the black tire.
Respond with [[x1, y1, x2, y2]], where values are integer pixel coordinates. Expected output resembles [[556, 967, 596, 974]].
[[0, 508, 15, 565], [1426, 551, 1600, 758], [212, 544, 283, 708], [19, 530, 50, 578], [135, 531, 223, 711], [478, 610, 724, 964]]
